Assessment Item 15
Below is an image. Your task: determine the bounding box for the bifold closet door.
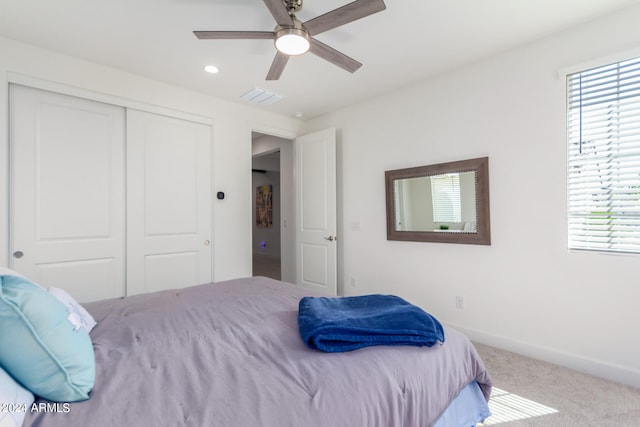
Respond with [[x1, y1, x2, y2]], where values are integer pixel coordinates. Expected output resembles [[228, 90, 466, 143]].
[[9, 85, 126, 302], [126, 109, 212, 295]]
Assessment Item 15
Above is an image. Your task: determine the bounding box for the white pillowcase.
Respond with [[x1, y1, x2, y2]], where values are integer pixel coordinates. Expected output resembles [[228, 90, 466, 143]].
[[47, 287, 97, 333], [0, 367, 34, 427]]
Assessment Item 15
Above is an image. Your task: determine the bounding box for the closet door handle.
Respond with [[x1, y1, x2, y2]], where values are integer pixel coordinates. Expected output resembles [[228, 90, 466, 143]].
[[13, 251, 24, 259], [323, 236, 336, 242]]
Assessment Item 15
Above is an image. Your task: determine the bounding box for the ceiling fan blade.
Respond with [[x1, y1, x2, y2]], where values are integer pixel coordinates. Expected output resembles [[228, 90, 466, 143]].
[[303, 0, 386, 36], [193, 31, 274, 40], [262, 0, 293, 27], [266, 52, 290, 80], [309, 38, 362, 73]]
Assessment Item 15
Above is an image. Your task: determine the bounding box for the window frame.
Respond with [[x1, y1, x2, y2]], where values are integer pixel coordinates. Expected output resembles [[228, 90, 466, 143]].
[[566, 55, 640, 255]]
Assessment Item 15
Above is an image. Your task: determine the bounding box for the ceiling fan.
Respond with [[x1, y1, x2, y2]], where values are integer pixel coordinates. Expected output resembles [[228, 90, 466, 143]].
[[193, 0, 386, 80]]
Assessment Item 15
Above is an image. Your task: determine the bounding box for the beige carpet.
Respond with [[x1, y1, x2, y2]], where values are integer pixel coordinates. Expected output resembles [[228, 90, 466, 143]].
[[252, 253, 281, 281], [474, 343, 640, 426]]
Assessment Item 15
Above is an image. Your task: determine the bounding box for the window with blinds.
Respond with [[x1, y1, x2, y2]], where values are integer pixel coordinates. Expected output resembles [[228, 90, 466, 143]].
[[567, 56, 640, 253], [431, 173, 461, 223]]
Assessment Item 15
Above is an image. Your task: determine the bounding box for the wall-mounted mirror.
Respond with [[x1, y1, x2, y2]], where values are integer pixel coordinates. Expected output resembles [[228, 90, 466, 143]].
[[385, 157, 491, 245]]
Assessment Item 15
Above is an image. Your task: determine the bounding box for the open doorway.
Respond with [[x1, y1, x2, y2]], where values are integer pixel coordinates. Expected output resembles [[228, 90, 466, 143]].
[[251, 132, 294, 282], [252, 150, 281, 279]]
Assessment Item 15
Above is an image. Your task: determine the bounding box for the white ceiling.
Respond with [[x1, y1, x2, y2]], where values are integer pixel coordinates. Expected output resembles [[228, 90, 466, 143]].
[[1, 0, 638, 119]]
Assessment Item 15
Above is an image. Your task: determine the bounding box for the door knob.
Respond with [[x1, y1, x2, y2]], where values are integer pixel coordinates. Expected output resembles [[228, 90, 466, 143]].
[[323, 236, 336, 241], [13, 251, 24, 259]]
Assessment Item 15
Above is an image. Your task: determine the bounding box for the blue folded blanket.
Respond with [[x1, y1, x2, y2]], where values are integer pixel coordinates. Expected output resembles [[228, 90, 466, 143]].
[[298, 294, 445, 353]]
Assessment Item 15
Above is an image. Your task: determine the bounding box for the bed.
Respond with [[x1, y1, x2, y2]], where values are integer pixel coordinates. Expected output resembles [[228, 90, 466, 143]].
[[3, 275, 491, 427]]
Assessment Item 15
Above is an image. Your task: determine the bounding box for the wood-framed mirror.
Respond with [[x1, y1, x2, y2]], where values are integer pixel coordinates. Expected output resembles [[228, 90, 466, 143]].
[[385, 157, 491, 245]]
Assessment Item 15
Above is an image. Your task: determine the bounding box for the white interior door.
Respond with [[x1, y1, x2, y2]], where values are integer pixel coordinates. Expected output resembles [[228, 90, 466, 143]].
[[126, 109, 212, 295], [295, 128, 337, 295], [9, 85, 126, 302]]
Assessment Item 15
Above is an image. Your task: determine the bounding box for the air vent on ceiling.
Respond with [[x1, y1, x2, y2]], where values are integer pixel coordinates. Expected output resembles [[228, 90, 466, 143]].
[[240, 88, 284, 105]]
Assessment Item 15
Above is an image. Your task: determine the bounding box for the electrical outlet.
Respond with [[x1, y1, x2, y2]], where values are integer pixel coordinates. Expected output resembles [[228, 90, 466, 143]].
[[350, 277, 357, 288], [456, 296, 464, 309]]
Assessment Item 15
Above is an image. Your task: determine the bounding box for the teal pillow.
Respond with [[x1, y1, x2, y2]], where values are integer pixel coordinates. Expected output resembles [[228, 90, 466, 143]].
[[0, 274, 95, 402]]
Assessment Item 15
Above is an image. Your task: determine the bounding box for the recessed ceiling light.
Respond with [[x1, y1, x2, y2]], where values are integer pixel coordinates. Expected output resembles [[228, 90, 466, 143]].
[[294, 111, 304, 118], [204, 65, 219, 74]]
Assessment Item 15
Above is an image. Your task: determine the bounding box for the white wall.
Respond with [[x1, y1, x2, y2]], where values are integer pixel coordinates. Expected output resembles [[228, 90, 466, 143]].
[[302, 5, 640, 387], [0, 36, 301, 282], [398, 177, 433, 231]]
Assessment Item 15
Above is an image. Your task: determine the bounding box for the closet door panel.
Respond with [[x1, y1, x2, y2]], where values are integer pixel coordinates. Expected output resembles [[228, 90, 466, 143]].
[[9, 85, 126, 302], [126, 109, 212, 295]]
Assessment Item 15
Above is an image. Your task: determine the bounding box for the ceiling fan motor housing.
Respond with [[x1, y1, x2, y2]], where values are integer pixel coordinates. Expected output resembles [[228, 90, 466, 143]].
[[284, 0, 303, 14], [275, 17, 308, 37]]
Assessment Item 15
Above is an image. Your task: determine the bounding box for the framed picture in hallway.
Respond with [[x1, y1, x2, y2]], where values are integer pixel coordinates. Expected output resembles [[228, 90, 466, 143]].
[[256, 184, 273, 228]]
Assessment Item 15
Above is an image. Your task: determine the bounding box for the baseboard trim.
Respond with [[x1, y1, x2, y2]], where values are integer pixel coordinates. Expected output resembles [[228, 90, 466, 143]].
[[445, 322, 640, 389]]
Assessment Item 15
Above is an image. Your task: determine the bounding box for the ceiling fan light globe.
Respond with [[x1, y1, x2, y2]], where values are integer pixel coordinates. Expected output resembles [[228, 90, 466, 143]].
[[275, 31, 310, 55]]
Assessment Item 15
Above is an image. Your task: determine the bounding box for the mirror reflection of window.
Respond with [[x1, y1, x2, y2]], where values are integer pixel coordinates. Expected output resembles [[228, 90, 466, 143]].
[[431, 173, 462, 223], [392, 171, 477, 232]]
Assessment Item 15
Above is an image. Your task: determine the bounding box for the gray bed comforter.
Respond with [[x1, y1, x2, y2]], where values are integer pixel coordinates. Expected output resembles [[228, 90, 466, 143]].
[[23, 277, 491, 427]]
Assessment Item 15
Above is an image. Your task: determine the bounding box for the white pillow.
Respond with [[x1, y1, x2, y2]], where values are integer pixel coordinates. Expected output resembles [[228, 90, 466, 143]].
[[0, 367, 34, 427], [48, 287, 97, 333], [0, 413, 15, 427]]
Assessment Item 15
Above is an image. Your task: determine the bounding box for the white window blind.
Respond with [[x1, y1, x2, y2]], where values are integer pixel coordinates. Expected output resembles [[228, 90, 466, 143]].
[[431, 173, 461, 223], [567, 56, 640, 253]]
